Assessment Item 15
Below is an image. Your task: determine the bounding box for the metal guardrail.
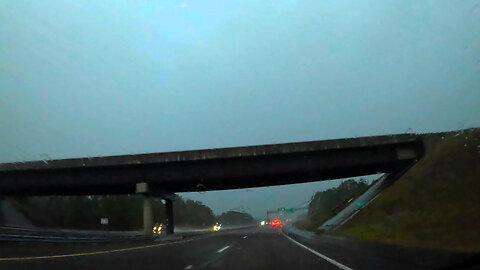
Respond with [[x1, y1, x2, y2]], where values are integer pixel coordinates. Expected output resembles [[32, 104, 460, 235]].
[[0, 225, 257, 243], [0, 234, 110, 243]]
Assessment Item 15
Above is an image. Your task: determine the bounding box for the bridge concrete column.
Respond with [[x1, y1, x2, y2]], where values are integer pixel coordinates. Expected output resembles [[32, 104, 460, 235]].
[[136, 182, 176, 235], [165, 198, 174, 234], [143, 195, 154, 236]]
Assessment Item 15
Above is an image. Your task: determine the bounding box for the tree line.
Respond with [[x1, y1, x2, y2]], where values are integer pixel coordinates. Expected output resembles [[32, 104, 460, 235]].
[[217, 210, 256, 226], [6, 195, 255, 230], [307, 179, 370, 226]]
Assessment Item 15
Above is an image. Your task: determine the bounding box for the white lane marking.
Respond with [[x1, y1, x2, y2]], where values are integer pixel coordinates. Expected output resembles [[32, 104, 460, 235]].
[[243, 235, 247, 239], [185, 265, 193, 269], [281, 232, 353, 270], [217, 245, 230, 253]]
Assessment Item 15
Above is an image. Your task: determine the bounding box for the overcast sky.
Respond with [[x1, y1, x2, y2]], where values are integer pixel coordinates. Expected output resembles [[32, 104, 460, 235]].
[[1, 0, 479, 218]]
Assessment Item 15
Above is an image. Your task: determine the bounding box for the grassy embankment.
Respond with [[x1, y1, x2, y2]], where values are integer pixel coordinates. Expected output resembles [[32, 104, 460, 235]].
[[335, 128, 480, 253], [295, 179, 370, 231]]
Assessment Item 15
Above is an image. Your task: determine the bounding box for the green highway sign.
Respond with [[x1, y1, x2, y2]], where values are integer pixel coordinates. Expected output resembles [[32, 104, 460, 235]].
[[278, 207, 294, 213]]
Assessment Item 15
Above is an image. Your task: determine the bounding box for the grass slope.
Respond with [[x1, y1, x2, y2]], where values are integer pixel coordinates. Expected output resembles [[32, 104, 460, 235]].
[[336, 128, 480, 253]]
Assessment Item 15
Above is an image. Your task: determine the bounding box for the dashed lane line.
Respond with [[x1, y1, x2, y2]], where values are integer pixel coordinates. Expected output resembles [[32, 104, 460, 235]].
[[217, 245, 230, 253]]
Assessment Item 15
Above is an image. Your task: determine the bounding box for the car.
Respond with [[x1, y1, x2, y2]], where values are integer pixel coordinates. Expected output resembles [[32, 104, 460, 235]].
[[269, 219, 282, 227], [153, 223, 163, 234], [213, 222, 222, 231]]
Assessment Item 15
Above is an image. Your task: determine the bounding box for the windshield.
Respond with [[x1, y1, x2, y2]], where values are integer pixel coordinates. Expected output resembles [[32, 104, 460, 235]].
[[0, 1, 479, 269]]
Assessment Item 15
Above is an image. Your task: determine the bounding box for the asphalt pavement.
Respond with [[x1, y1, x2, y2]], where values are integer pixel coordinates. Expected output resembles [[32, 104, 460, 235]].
[[0, 227, 478, 270], [0, 227, 340, 270]]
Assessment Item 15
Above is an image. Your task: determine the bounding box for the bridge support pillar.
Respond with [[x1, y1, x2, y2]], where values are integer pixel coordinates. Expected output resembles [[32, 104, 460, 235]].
[[165, 198, 174, 234], [143, 195, 154, 236], [136, 182, 176, 235]]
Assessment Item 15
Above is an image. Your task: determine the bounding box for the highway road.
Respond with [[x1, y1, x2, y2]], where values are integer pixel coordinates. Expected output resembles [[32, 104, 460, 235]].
[[0, 227, 477, 270]]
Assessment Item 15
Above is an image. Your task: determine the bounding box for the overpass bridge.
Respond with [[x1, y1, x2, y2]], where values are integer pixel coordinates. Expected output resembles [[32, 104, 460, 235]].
[[0, 134, 425, 235]]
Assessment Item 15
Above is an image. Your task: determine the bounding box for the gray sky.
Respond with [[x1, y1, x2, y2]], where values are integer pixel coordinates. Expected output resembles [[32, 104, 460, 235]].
[[1, 0, 479, 218]]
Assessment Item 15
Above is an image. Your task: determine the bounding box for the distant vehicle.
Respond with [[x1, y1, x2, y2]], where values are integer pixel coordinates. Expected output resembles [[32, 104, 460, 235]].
[[213, 222, 222, 231], [267, 211, 283, 224], [269, 219, 282, 227], [153, 223, 163, 234]]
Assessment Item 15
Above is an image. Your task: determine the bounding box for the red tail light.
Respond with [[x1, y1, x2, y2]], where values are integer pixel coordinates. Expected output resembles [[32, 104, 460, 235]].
[[270, 219, 282, 226]]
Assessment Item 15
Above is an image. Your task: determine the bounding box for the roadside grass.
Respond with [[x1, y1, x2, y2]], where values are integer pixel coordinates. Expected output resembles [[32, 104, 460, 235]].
[[334, 128, 480, 253], [293, 219, 324, 232], [296, 179, 371, 234]]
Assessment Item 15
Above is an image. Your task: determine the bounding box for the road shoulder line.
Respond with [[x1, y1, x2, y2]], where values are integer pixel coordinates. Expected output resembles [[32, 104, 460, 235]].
[[281, 232, 353, 270]]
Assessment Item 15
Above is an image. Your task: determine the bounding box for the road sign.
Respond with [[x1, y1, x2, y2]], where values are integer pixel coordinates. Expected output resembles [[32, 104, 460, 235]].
[[100, 218, 109, 225], [278, 207, 294, 213]]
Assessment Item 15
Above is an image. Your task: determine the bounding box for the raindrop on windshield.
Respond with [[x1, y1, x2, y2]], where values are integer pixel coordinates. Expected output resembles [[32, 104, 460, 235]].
[[196, 183, 207, 193], [39, 153, 51, 164], [471, 2, 480, 13]]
